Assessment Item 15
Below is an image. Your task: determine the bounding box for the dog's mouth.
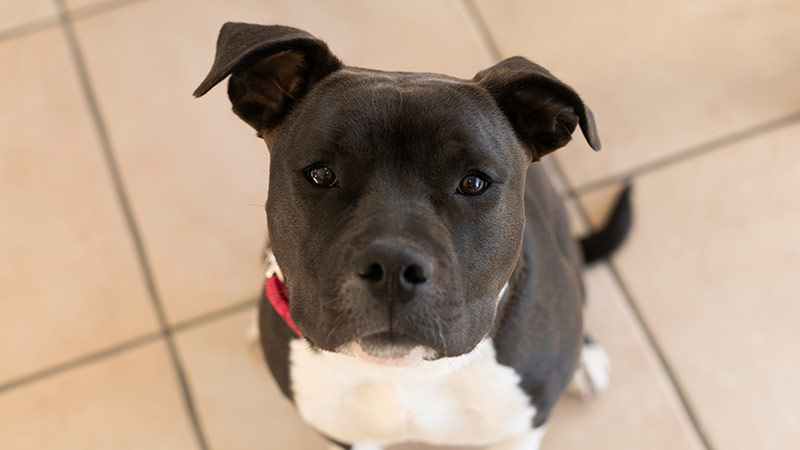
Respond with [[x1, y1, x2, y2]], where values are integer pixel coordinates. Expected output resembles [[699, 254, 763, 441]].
[[338, 332, 438, 367], [360, 332, 420, 358]]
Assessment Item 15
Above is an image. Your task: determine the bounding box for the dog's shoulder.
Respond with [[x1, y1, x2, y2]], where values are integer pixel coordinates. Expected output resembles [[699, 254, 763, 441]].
[[492, 197, 585, 426]]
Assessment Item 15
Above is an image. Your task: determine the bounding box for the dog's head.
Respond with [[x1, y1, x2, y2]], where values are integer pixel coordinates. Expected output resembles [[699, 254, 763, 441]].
[[195, 24, 600, 364]]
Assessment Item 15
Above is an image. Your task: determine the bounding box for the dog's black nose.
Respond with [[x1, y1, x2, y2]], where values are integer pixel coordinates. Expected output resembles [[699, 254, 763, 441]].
[[356, 242, 432, 301]]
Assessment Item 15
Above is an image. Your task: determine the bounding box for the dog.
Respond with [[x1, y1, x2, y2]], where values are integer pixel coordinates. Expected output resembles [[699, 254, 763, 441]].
[[194, 23, 631, 450]]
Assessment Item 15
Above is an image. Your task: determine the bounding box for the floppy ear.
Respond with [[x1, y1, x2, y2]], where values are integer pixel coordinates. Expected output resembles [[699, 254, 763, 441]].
[[193, 23, 343, 134], [474, 57, 601, 161]]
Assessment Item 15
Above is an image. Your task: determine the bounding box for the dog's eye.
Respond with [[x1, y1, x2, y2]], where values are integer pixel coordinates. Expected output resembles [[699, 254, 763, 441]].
[[457, 174, 490, 196], [306, 165, 337, 188]]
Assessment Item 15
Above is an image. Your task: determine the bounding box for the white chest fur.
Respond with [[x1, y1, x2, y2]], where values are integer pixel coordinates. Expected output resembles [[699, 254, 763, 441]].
[[289, 338, 536, 447]]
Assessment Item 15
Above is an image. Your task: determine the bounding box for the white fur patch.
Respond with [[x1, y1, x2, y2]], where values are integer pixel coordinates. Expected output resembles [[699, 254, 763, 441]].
[[350, 444, 383, 450], [497, 281, 509, 306], [245, 313, 260, 343], [338, 341, 434, 367], [568, 342, 611, 398], [289, 338, 535, 447]]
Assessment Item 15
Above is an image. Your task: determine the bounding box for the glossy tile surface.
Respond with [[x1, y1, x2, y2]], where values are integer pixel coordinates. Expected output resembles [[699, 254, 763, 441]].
[[64, 0, 112, 12], [175, 309, 331, 450], [580, 123, 800, 449], [5, 0, 798, 448], [473, 0, 800, 188], [0, 28, 157, 384], [544, 264, 704, 450], [0, 341, 197, 450], [0, 0, 56, 31]]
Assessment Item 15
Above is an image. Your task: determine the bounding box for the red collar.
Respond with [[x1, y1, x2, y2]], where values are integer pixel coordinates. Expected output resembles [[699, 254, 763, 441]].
[[264, 275, 303, 337]]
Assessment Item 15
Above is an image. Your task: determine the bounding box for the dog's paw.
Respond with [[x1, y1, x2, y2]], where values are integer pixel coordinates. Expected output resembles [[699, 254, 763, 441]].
[[350, 444, 384, 450], [245, 313, 261, 353], [567, 339, 611, 399]]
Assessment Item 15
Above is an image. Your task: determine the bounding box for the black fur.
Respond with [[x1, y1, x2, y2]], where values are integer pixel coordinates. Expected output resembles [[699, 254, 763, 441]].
[[474, 56, 601, 159], [258, 288, 295, 401], [580, 184, 633, 265], [491, 163, 585, 427], [194, 23, 342, 132], [195, 23, 628, 448]]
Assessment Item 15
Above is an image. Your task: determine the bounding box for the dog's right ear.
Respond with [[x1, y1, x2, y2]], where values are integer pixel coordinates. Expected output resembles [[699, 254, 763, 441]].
[[193, 23, 342, 135], [474, 57, 601, 161]]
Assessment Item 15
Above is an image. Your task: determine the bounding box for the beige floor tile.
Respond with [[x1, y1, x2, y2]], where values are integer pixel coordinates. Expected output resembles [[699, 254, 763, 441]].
[[64, 0, 110, 13], [579, 123, 800, 449], [70, 0, 490, 324], [0, 0, 57, 31], [0, 28, 158, 384], [564, 197, 589, 238], [175, 263, 701, 449], [64, 0, 151, 16], [0, 341, 198, 450], [175, 309, 331, 450], [473, 0, 800, 188], [544, 264, 703, 449], [537, 157, 590, 239], [538, 157, 570, 198]]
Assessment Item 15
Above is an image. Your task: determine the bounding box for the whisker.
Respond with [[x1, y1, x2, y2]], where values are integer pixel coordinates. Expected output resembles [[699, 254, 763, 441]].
[[324, 319, 343, 346], [433, 315, 459, 375], [526, 209, 565, 223]]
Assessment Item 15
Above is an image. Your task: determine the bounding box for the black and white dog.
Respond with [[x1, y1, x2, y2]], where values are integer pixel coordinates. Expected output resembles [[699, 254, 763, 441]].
[[194, 23, 631, 450]]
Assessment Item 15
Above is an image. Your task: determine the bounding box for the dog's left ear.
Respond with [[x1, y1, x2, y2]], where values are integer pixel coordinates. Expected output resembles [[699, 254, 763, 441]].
[[193, 23, 342, 135], [474, 57, 601, 161]]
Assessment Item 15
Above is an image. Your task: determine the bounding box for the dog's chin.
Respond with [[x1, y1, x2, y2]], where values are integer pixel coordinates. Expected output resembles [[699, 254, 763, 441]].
[[337, 332, 438, 367]]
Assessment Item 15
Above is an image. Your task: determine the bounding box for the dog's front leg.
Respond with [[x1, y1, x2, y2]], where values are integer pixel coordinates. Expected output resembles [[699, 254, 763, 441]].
[[486, 426, 547, 450]]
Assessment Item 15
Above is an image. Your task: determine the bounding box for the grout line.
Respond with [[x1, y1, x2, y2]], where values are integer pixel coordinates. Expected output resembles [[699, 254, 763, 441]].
[[53, 2, 208, 448], [10, 2, 783, 448], [460, 0, 502, 62], [0, 0, 150, 43], [553, 158, 715, 450], [0, 332, 163, 395], [0, 296, 259, 399], [568, 109, 800, 196], [462, 3, 715, 448], [172, 297, 259, 334], [0, 15, 60, 43], [164, 339, 207, 450], [604, 261, 716, 450]]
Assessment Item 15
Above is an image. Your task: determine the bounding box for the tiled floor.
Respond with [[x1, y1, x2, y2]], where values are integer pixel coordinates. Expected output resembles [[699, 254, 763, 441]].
[[1, 0, 798, 449]]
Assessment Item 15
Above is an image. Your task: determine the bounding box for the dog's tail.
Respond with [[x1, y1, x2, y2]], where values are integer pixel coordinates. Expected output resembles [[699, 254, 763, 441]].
[[580, 184, 633, 265]]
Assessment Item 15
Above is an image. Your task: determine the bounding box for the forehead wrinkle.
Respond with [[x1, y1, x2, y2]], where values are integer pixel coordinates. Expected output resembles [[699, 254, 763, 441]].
[[308, 75, 514, 186]]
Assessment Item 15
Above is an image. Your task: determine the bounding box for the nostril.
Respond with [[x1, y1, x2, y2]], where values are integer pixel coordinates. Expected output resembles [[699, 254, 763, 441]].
[[402, 264, 428, 285], [359, 263, 384, 282]]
